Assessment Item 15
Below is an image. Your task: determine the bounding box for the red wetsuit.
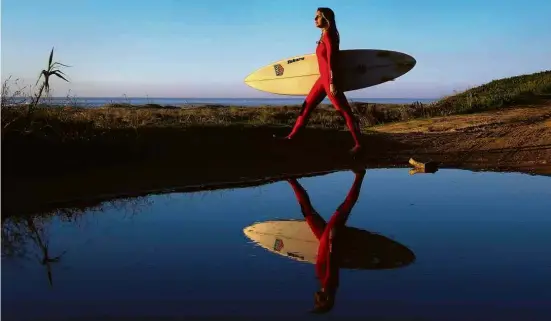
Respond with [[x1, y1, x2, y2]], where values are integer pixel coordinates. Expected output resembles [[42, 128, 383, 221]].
[[287, 171, 365, 291], [286, 31, 361, 146]]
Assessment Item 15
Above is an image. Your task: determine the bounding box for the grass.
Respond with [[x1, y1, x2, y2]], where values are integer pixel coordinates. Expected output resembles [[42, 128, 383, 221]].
[[3, 70, 549, 138], [2, 49, 550, 176], [431, 70, 551, 114]]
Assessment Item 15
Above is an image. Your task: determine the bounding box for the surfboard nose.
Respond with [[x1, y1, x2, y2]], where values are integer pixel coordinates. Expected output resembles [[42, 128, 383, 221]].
[[397, 246, 416, 266], [244, 71, 265, 85], [244, 73, 254, 83], [401, 53, 417, 67]]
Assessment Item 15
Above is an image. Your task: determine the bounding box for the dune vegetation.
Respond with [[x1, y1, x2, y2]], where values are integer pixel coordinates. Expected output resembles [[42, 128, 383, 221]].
[[2, 49, 551, 218], [2, 49, 550, 179], [2, 49, 550, 135]]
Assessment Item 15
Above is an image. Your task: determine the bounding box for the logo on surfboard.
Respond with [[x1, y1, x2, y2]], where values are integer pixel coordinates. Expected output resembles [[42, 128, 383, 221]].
[[273, 238, 284, 251], [287, 57, 304, 64], [273, 64, 284, 76]]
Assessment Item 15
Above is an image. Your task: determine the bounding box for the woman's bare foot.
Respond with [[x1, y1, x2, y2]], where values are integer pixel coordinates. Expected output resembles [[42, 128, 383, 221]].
[[352, 167, 366, 175], [286, 178, 299, 184], [272, 134, 292, 140], [349, 144, 363, 155]]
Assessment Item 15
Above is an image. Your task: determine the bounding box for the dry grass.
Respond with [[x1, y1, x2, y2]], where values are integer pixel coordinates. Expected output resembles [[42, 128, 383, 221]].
[[1, 102, 412, 140], [2, 48, 549, 143], [2, 49, 551, 180], [374, 105, 551, 134]]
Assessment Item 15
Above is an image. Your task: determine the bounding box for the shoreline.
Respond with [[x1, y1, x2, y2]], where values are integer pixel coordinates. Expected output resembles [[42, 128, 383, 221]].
[[3, 68, 550, 218], [2, 102, 550, 219], [4, 164, 548, 222], [3, 97, 437, 108]]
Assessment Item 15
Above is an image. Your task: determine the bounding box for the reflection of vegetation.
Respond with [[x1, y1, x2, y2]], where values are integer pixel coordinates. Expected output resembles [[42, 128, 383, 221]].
[[1, 196, 153, 287], [2, 215, 69, 286], [30, 218, 64, 286]]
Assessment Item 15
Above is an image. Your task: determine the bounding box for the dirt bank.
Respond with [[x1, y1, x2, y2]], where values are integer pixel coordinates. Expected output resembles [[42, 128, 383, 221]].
[[2, 103, 550, 218]]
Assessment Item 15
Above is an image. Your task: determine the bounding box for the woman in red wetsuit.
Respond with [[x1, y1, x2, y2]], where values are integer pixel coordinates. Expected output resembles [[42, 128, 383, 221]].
[[287, 169, 366, 313], [280, 7, 363, 155]]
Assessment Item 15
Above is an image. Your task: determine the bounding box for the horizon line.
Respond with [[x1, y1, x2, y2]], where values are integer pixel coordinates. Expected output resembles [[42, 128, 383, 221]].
[[44, 96, 440, 100]]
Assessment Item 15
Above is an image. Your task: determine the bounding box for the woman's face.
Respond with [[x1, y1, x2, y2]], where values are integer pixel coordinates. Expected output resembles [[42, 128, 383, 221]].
[[314, 10, 326, 29]]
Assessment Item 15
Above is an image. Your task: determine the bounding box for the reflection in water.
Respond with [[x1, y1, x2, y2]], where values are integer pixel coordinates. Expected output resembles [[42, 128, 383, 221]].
[[1, 196, 153, 287], [2, 216, 67, 287], [408, 158, 438, 175], [243, 169, 416, 314], [409, 166, 438, 175], [2, 168, 551, 320]]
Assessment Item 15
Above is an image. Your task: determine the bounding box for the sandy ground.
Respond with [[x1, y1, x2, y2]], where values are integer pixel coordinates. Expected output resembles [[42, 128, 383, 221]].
[[374, 105, 551, 174]]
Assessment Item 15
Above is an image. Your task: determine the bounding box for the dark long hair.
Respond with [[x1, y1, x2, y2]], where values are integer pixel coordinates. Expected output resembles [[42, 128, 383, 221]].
[[317, 7, 340, 45]]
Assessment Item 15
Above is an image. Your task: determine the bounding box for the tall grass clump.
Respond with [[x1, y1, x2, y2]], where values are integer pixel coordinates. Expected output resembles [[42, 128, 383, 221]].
[[2, 47, 71, 137], [31, 47, 70, 110]]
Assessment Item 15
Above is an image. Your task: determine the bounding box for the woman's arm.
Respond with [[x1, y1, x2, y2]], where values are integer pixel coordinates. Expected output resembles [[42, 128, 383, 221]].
[[324, 32, 339, 84]]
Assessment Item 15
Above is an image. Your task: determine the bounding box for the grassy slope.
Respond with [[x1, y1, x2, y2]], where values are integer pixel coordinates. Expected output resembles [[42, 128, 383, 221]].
[[430, 70, 551, 114]]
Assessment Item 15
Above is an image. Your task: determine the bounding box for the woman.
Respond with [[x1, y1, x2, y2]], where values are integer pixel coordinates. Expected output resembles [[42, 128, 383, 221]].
[[286, 168, 366, 313], [279, 7, 363, 155]]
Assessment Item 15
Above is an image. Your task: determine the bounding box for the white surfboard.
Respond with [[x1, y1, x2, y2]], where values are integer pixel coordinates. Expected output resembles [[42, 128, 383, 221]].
[[243, 219, 415, 270], [244, 49, 416, 96]]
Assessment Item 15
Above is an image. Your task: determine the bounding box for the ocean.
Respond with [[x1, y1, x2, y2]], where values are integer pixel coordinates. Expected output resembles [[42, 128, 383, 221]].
[[29, 97, 437, 107]]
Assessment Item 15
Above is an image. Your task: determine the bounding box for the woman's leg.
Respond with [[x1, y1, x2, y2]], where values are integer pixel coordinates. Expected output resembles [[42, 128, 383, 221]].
[[326, 169, 366, 229], [284, 77, 327, 139], [286, 178, 326, 240], [326, 90, 362, 153]]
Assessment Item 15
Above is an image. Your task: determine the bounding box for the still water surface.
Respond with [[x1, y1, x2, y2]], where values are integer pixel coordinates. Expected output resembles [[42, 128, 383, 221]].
[[3, 168, 551, 321]]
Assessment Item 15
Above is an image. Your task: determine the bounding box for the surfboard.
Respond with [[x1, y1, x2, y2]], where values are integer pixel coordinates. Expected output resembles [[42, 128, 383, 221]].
[[243, 219, 415, 270], [244, 49, 416, 96]]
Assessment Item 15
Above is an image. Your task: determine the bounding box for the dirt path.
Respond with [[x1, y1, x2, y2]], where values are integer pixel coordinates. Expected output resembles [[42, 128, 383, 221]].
[[373, 105, 551, 174]]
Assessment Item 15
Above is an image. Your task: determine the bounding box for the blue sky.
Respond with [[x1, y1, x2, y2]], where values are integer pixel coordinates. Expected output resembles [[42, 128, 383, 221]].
[[2, 0, 550, 98]]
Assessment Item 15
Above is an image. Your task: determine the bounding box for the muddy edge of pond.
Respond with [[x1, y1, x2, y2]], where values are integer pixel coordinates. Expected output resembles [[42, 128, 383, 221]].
[[2, 105, 550, 218]]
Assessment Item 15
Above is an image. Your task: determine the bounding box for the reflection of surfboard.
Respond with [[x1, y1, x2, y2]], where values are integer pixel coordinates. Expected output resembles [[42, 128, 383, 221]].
[[244, 49, 416, 96], [243, 220, 415, 270]]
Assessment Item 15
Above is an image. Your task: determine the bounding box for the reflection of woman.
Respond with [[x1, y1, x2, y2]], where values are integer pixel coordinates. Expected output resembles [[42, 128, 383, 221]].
[[279, 7, 363, 155], [286, 169, 366, 313]]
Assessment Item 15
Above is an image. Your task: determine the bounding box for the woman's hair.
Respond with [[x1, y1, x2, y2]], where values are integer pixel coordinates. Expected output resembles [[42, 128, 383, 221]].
[[317, 7, 340, 45]]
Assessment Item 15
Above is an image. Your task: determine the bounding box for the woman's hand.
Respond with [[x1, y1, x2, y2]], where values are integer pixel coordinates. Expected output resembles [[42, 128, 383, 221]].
[[330, 83, 337, 96]]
